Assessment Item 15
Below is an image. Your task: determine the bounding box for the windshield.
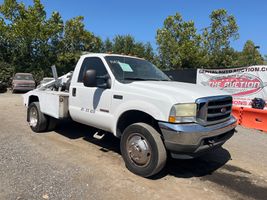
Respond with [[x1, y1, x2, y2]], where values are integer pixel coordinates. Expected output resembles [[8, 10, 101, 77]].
[[14, 74, 34, 81], [105, 56, 170, 82]]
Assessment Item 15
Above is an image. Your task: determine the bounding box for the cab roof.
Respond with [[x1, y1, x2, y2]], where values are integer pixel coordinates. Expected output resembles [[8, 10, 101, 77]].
[[81, 53, 145, 60]]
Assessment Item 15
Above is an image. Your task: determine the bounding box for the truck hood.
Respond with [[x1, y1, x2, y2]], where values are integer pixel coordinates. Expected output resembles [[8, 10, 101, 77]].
[[126, 81, 229, 103]]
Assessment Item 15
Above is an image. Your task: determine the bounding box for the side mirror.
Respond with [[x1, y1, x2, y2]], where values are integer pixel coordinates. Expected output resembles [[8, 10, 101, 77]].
[[83, 69, 97, 87], [83, 69, 111, 89]]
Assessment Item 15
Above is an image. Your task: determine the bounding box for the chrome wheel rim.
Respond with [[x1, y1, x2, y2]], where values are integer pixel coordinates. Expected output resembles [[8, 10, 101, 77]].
[[126, 134, 151, 167], [29, 107, 38, 127]]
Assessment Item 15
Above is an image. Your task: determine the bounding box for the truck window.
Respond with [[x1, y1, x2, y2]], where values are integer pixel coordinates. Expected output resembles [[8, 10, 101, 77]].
[[78, 57, 108, 85], [14, 74, 34, 80], [105, 56, 170, 82]]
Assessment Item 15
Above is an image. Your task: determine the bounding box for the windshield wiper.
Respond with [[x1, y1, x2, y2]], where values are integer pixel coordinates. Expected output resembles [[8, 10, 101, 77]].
[[159, 79, 171, 81], [144, 78, 171, 81], [123, 77, 150, 81]]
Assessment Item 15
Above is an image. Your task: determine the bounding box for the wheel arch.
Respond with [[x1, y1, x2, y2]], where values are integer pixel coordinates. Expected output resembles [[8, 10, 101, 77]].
[[115, 109, 162, 137], [28, 95, 39, 105], [27, 96, 39, 122]]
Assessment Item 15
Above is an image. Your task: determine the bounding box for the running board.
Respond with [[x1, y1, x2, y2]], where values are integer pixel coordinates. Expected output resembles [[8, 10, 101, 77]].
[[93, 131, 105, 140]]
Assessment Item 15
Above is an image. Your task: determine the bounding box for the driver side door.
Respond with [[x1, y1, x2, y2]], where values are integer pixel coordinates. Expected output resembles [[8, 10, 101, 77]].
[[69, 57, 113, 132]]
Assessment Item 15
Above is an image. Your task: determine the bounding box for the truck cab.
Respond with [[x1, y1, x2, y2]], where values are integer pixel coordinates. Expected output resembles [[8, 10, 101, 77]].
[[23, 53, 237, 177]]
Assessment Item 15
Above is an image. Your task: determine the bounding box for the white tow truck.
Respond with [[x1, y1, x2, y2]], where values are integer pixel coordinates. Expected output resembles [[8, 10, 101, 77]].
[[23, 53, 237, 177]]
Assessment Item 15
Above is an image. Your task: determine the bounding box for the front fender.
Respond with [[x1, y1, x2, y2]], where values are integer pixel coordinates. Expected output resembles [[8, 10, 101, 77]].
[[112, 100, 168, 136]]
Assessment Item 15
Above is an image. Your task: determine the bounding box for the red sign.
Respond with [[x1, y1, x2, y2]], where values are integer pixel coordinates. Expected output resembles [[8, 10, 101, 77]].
[[208, 74, 263, 97]]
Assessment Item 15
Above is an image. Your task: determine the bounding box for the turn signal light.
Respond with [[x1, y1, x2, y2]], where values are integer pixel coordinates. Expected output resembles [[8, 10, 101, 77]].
[[168, 116, 176, 123]]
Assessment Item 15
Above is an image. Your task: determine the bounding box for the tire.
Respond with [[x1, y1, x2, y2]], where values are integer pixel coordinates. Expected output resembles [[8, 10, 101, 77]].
[[28, 102, 48, 132], [120, 123, 167, 177]]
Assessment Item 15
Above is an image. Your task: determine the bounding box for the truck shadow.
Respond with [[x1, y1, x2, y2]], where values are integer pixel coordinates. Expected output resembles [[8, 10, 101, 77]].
[[54, 120, 121, 154], [54, 120, 231, 179], [158, 147, 231, 179]]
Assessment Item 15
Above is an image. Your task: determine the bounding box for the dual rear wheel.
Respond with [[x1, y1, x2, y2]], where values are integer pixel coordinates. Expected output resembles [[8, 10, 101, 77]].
[[28, 102, 57, 132]]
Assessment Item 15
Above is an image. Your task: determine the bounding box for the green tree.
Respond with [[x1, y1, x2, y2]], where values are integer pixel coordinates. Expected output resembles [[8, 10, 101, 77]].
[[61, 16, 102, 53], [0, 18, 10, 62], [103, 38, 113, 53], [203, 9, 239, 68], [0, 61, 14, 86], [0, 0, 64, 81], [156, 13, 205, 70], [112, 35, 135, 54], [56, 16, 102, 73], [237, 40, 264, 66], [111, 35, 155, 62], [0, 0, 103, 80]]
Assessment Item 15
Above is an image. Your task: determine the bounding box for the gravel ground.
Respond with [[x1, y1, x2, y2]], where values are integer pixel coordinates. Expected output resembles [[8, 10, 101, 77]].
[[0, 91, 267, 200]]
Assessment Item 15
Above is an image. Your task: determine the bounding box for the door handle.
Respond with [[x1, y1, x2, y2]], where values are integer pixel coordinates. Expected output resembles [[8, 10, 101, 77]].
[[72, 88, 76, 97]]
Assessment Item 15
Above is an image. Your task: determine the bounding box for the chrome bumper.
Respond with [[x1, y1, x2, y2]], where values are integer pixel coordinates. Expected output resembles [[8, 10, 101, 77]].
[[158, 116, 237, 159]]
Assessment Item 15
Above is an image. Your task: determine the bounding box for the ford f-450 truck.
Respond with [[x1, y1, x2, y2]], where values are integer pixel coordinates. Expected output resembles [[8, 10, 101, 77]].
[[23, 53, 237, 177]]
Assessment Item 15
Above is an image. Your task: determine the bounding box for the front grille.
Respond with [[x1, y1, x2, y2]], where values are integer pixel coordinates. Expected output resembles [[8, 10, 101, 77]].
[[196, 96, 232, 125]]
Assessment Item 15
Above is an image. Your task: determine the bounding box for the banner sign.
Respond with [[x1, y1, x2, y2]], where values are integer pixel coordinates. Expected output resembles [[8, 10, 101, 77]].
[[197, 66, 267, 108]]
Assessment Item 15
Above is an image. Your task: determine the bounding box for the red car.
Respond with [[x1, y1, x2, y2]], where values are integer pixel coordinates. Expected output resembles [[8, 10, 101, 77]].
[[12, 73, 36, 93]]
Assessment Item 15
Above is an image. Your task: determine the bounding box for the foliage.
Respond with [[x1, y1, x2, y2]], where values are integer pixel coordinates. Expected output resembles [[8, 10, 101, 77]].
[[103, 38, 113, 53], [0, 0, 265, 81], [237, 40, 264, 66], [56, 16, 102, 74], [0, 61, 14, 86], [156, 13, 205, 70], [156, 9, 242, 69], [102, 35, 155, 62], [0, 0, 64, 81], [0, 0, 103, 82], [202, 9, 239, 68]]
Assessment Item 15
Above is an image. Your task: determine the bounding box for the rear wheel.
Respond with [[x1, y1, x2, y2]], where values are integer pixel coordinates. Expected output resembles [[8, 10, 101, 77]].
[[28, 102, 48, 132], [120, 123, 167, 177]]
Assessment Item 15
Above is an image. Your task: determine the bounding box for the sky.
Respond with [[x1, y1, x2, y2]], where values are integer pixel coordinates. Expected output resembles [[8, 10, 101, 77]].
[[1, 0, 267, 56]]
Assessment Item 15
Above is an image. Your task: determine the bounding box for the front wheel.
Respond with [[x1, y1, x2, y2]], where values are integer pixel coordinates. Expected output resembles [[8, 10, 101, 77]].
[[120, 123, 167, 177]]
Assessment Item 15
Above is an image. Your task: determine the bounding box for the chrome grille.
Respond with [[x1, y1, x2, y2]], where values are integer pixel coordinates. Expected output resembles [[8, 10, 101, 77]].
[[196, 96, 232, 125]]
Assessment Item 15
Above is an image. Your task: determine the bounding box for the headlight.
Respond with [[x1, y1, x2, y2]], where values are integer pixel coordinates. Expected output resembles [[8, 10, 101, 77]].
[[169, 103, 197, 123]]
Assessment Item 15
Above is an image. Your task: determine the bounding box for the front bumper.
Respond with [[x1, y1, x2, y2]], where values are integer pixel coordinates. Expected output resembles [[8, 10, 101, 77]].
[[159, 116, 237, 159]]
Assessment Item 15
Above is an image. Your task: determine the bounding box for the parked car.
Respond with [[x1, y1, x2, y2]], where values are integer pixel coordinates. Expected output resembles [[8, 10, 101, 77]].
[[12, 73, 36, 93]]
